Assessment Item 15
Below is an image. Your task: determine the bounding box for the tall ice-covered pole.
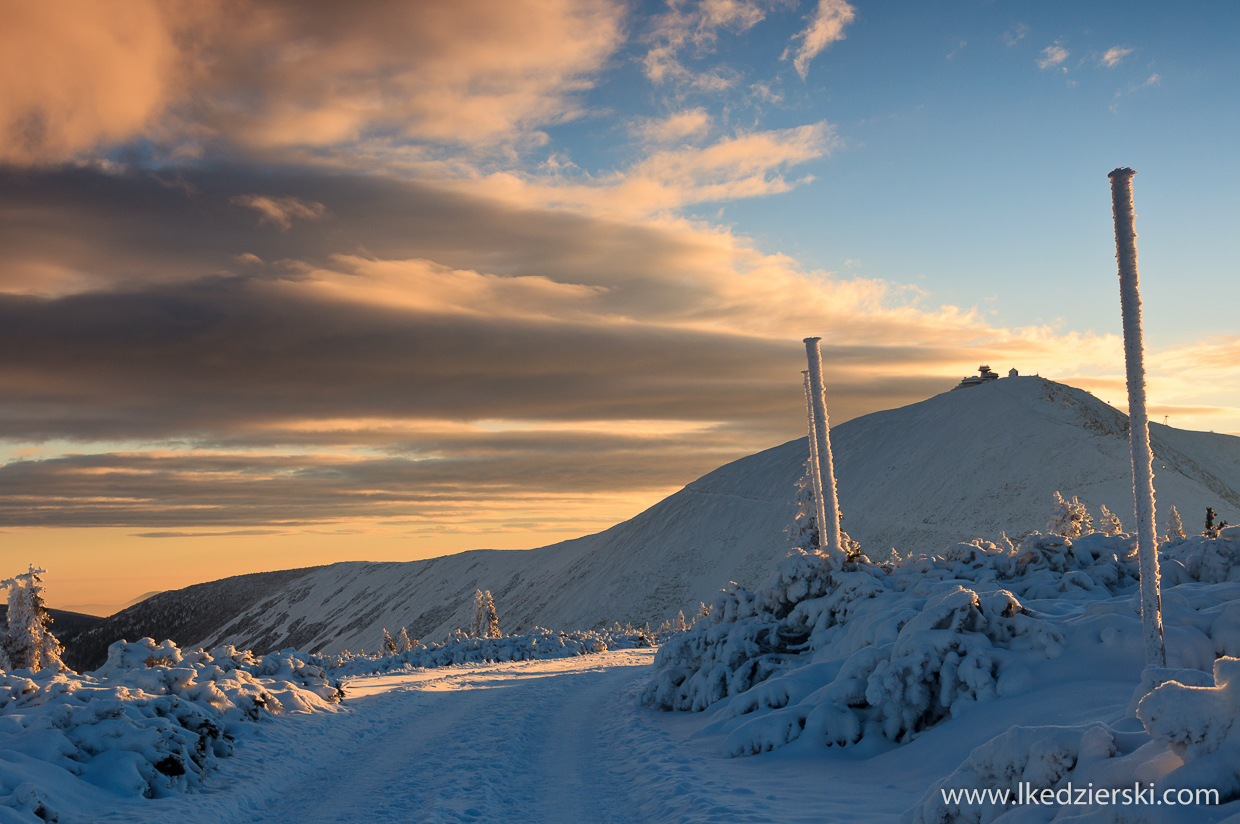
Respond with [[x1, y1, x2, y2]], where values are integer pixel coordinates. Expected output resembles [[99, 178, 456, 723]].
[[803, 337, 844, 560], [1109, 166, 1166, 669], [802, 371, 827, 549]]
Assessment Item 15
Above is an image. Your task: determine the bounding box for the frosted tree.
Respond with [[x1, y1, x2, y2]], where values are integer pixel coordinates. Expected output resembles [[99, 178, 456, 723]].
[[1165, 505, 1185, 541], [472, 589, 501, 638], [787, 458, 820, 551], [674, 610, 688, 632], [1, 566, 63, 672], [1097, 504, 1123, 536], [396, 627, 414, 653], [1110, 166, 1164, 669], [382, 628, 398, 655], [1047, 491, 1092, 538]]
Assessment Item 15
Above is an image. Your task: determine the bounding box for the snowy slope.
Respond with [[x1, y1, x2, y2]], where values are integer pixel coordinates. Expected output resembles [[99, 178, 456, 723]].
[[70, 376, 1240, 661]]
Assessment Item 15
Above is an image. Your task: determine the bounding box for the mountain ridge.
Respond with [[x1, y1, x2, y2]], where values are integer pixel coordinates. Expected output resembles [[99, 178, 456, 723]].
[[58, 376, 1240, 667]]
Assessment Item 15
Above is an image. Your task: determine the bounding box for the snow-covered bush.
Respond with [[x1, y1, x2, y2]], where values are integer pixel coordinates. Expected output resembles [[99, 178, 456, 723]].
[[0, 637, 342, 815], [787, 459, 819, 551], [472, 590, 502, 639], [640, 524, 1168, 757], [1, 566, 63, 673], [1162, 526, 1240, 584], [1097, 503, 1123, 536], [1047, 491, 1092, 539], [1166, 504, 1186, 541], [396, 627, 415, 653], [319, 625, 652, 677]]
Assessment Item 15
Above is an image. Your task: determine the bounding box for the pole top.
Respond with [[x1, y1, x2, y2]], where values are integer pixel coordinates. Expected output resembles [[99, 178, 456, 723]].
[[802, 336, 822, 344], [1108, 167, 1136, 180]]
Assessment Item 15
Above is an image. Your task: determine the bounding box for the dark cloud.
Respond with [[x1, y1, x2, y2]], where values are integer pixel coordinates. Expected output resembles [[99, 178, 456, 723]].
[[0, 162, 974, 528]]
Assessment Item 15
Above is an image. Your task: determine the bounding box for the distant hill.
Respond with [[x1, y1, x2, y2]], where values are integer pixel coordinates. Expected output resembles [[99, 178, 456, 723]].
[[56, 377, 1240, 667], [60, 590, 164, 618], [55, 568, 322, 671], [0, 605, 102, 643]]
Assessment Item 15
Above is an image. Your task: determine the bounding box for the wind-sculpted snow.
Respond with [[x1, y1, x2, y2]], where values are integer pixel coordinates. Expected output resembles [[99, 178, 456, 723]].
[[0, 638, 341, 820], [317, 626, 656, 678]]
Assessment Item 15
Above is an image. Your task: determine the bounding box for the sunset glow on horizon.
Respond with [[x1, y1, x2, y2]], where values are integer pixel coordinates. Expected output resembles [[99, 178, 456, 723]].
[[1, 0, 1238, 611]]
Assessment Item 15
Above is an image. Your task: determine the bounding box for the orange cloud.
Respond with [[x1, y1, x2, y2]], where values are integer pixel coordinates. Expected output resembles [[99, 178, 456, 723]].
[[788, 0, 855, 79], [0, 0, 627, 162], [286, 256, 608, 321], [475, 122, 839, 219], [0, 0, 209, 163]]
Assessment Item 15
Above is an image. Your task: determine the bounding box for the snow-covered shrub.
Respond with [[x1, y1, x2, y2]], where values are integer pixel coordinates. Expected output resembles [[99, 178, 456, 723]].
[[396, 627, 415, 653], [1097, 503, 1123, 536], [1, 567, 63, 673], [787, 459, 819, 551], [0, 637, 342, 813], [321, 625, 650, 677], [471, 590, 502, 639], [1166, 504, 1186, 541], [1047, 491, 1092, 539], [641, 526, 1162, 757]]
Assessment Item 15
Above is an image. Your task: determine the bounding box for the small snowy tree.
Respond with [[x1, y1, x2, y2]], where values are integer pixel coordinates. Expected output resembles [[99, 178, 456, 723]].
[[396, 627, 414, 653], [382, 628, 398, 655], [1206, 506, 1218, 534], [1097, 504, 1123, 536], [787, 459, 820, 551], [1, 566, 63, 672], [471, 589, 501, 638], [674, 610, 688, 633], [1047, 491, 1092, 538], [1165, 505, 1185, 541]]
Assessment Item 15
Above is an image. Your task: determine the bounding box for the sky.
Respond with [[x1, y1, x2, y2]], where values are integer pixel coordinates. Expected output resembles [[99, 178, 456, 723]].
[[1, 0, 1238, 611]]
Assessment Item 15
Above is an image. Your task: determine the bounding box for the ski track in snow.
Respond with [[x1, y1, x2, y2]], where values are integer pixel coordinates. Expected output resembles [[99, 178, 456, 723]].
[[83, 650, 887, 824]]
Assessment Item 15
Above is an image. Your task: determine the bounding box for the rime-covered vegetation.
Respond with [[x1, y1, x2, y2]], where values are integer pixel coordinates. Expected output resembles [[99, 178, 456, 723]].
[[320, 625, 657, 678], [0, 637, 342, 817], [642, 476, 1240, 820]]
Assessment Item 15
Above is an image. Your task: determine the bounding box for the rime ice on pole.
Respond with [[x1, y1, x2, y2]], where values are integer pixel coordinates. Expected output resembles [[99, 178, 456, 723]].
[[803, 337, 844, 561], [801, 371, 825, 546], [1109, 166, 1165, 670]]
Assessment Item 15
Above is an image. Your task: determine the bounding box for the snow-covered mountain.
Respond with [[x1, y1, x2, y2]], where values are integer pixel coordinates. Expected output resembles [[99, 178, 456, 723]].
[[64, 376, 1240, 664]]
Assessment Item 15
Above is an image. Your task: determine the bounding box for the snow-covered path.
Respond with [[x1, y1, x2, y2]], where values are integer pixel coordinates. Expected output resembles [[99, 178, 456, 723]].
[[77, 651, 768, 824], [246, 651, 661, 824], [79, 649, 923, 824]]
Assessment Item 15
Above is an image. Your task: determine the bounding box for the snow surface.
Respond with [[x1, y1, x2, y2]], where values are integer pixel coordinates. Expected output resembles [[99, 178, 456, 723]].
[[0, 651, 994, 824], [163, 377, 1240, 659], [18, 533, 1240, 820]]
